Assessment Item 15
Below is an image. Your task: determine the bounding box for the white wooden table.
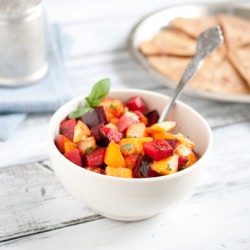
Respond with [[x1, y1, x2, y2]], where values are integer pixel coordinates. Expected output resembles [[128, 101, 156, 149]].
[[1, 0, 250, 249]]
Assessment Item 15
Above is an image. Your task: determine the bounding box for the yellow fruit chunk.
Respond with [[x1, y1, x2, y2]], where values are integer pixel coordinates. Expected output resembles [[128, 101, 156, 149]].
[[99, 99, 125, 121], [151, 155, 179, 175], [64, 141, 77, 153], [120, 138, 141, 156], [120, 137, 152, 156], [104, 141, 126, 167], [185, 152, 198, 168], [151, 132, 176, 140], [73, 120, 91, 143], [149, 121, 176, 133], [78, 137, 97, 155], [175, 133, 195, 149], [126, 122, 147, 138], [106, 166, 132, 178]]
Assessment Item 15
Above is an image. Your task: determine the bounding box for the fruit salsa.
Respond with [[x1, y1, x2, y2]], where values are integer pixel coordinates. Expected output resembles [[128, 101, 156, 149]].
[[54, 79, 198, 178]]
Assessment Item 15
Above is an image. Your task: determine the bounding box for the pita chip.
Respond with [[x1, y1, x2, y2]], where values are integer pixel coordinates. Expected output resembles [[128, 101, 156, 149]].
[[147, 55, 191, 82], [140, 29, 196, 56], [218, 14, 250, 50], [170, 16, 218, 39], [191, 58, 250, 95], [227, 45, 250, 87], [147, 53, 250, 95]]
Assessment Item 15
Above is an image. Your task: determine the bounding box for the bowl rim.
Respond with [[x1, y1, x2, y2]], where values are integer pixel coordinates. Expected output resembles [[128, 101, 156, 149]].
[[49, 88, 213, 183]]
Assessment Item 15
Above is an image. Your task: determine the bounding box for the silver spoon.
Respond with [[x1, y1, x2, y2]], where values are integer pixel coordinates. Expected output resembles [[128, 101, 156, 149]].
[[158, 26, 223, 122]]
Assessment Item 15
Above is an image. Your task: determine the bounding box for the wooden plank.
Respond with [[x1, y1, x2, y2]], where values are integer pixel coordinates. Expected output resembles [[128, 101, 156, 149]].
[[0, 123, 250, 249], [1, 123, 250, 250], [0, 162, 100, 242]]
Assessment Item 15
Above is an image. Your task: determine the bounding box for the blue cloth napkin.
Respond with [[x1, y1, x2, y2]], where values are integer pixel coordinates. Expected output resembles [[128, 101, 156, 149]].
[[0, 23, 72, 141]]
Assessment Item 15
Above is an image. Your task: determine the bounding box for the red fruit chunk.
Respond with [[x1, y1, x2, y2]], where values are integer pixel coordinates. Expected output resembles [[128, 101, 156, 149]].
[[60, 119, 77, 141], [54, 134, 70, 153], [100, 125, 123, 144], [178, 156, 188, 170], [142, 139, 173, 161], [84, 147, 106, 168], [165, 139, 180, 150], [117, 115, 138, 132], [81, 106, 107, 129], [146, 110, 159, 126], [134, 110, 144, 120], [64, 149, 82, 167], [125, 96, 148, 113], [125, 155, 139, 169]]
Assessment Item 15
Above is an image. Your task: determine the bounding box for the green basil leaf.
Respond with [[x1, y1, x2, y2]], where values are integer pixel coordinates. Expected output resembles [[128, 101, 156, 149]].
[[68, 106, 93, 119], [85, 78, 111, 107], [121, 143, 133, 151]]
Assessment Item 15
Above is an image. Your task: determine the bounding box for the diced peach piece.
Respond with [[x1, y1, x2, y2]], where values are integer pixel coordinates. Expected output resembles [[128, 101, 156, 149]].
[[106, 166, 132, 178], [64, 141, 77, 153], [175, 144, 192, 157], [175, 133, 195, 149], [150, 155, 179, 175], [120, 137, 152, 156], [150, 132, 176, 140], [185, 152, 198, 168], [126, 122, 147, 138], [99, 99, 125, 119], [149, 121, 176, 133], [78, 137, 97, 155], [73, 120, 91, 143], [104, 141, 126, 168]]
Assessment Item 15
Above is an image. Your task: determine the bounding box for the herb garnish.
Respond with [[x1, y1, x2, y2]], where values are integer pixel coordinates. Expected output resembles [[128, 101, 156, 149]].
[[122, 144, 133, 151], [69, 78, 111, 119]]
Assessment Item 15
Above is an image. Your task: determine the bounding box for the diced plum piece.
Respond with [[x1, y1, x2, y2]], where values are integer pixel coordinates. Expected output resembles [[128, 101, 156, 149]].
[[64, 148, 83, 167], [133, 155, 159, 178], [165, 139, 180, 150], [54, 134, 70, 153], [100, 125, 123, 144], [117, 114, 138, 132], [84, 147, 106, 168], [178, 155, 188, 170], [91, 123, 103, 143], [146, 110, 159, 126], [125, 96, 148, 113], [96, 106, 108, 124], [81, 106, 107, 129], [59, 119, 77, 141], [142, 139, 173, 161]]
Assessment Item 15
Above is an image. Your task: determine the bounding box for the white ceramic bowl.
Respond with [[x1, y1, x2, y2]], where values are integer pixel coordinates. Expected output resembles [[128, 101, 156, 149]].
[[48, 89, 213, 221]]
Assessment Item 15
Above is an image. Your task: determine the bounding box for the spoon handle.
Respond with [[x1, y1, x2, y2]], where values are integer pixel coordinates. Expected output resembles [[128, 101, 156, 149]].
[[158, 56, 203, 122]]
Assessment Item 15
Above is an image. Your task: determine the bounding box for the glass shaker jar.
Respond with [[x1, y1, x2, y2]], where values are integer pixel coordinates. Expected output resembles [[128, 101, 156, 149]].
[[0, 0, 48, 86]]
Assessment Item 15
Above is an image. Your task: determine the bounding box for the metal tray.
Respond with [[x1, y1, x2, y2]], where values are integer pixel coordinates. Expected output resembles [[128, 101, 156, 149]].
[[129, 3, 250, 103]]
